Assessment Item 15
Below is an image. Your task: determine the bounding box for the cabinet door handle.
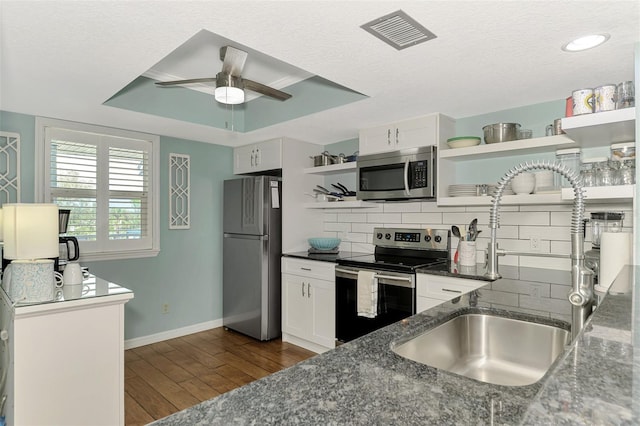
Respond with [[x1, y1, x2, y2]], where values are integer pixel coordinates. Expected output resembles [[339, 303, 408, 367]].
[[387, 128, 391, 145], [396, 128, 400, 145], [250, 150, 255, 167], [307, 283, 311, 298], [442, 288, 462, 294], [301, 282, 305, 297], [300, 267, 312, 271], [255, 148, 261, 165]]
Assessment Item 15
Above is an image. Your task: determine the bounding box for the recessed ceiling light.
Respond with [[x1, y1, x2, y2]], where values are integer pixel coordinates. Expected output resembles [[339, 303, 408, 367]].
[[562, 34, 610, 52]]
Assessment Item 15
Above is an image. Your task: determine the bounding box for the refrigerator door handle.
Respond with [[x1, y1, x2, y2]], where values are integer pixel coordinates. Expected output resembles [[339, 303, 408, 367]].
[[223, 233, 268, 241]]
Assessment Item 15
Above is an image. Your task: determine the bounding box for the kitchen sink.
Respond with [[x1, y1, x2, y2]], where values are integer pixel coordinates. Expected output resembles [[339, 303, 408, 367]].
[[391, 312, 570, 386]]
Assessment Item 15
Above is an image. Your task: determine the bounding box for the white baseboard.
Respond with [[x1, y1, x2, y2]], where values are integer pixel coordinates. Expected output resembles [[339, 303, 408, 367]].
[[124, 319, 223, 350]]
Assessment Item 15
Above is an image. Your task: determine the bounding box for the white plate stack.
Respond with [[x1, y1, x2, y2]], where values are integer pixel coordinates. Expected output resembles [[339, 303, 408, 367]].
[[448, 184, 478, 197]]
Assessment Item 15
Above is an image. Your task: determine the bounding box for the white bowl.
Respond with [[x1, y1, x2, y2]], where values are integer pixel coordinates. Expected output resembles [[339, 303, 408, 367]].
[[511, 179, 535, 194], [446, 136, 481, 149]]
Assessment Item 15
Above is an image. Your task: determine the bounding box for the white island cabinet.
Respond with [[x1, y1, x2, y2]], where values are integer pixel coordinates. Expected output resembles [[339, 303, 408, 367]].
[[281, 257, 335, 353], [416, 273, 486, 312], [0, 276, 133, 426]]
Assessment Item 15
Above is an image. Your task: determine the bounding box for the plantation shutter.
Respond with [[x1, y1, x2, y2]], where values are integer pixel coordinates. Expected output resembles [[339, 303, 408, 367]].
[[46, 127, 153, 253]]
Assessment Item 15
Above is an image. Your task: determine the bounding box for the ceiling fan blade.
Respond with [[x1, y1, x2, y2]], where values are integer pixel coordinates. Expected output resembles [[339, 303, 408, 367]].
[[243, 79, 292, 101], [220, 46, 248, 77], [155, 77, 217, 86]]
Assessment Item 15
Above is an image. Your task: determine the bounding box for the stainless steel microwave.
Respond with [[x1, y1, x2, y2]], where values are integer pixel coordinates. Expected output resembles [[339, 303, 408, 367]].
[[356, 146, 436, 201]]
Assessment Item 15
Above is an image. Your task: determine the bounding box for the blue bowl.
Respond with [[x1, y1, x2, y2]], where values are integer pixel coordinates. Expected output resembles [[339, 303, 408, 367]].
[[308, 237, 341, 250]]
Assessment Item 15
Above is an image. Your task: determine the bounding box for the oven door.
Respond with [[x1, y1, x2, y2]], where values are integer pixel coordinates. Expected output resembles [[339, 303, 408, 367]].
[[356, 146, 436, 201], [335, 266, 415, 343]]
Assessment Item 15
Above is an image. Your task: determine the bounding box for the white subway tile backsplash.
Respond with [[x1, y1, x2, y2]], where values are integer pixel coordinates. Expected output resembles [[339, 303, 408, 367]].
[[443, 212, 490, 226], [344, 232, 370, 243], [550, 283, 571, 300], [423, 203, 465, 213], [520, 295, 571, 316], [324, 222, 351, 233], [383, 202, 422, 213], [367, 213, 402, 223], [491, 279, 551, 298], [337, 213, 367, 223], [350, 242, 374, 253], [499, 211, 549, 226], [519, 204, 572, 212], [351, 223, 382, 233], [478, 289, 519, 306], [324, 212, 338, 222], [519, 226, 570, 241], [520, 256, 571, 271], [550, 211, 572, 226], [402, 212, 442, 224]]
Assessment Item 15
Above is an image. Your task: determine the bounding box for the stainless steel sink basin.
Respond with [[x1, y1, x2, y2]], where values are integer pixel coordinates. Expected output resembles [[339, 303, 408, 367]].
[[391, 313, 570, 386]]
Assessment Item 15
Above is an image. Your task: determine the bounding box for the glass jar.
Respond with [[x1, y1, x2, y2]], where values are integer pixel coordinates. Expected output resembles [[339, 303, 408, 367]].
[[594, 158, 614, 186], [617, 158, 635, 185], [580, 160, 597, 187], [555, 148, 581, 188]]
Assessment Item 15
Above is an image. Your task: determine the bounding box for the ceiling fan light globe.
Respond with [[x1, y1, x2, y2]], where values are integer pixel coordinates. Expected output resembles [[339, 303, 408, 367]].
[[214, 86, 245, 104]]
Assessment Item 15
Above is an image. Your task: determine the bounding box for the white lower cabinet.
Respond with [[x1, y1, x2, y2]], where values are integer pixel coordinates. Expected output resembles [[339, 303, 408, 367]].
[[0, 281, 133, 426], [416, 273, 486, 313], [282, 258, 335, 353]]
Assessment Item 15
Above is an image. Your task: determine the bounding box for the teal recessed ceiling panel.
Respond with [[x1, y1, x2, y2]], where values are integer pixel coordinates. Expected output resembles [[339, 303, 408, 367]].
[[105, 76, 246, 132], [243, 76, 366, 132], [104, 76, 366, 133]]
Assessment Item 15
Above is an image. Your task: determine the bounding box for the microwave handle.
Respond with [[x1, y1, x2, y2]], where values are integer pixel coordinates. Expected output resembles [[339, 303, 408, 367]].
[[403, 158, 410, 195]]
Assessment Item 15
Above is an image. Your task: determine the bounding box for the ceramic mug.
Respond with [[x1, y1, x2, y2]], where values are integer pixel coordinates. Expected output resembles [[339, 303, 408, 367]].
[[2, 259, 63, 303], [63, 284, 89, 300], [63, 262, 84, 286]]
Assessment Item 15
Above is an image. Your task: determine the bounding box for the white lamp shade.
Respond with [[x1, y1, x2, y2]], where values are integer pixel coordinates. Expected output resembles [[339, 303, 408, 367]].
[[214, 86, 245, 105], [3, 203, 59, 260]]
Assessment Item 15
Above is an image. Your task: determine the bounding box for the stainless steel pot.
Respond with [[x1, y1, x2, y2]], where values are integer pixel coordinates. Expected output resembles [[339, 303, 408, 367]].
[[310, 151, 336, 166], [482, 123, 521, 144]]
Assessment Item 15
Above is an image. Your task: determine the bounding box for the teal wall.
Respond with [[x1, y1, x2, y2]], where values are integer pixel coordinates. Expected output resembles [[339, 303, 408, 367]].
[[0, 110, 234, 340]]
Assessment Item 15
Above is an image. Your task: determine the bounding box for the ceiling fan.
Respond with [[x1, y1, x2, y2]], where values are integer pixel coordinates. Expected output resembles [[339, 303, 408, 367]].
[[154, 46, 292, 105]]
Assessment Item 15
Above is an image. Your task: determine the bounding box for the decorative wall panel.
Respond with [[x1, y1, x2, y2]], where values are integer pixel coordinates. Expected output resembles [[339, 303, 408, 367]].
[[169, 153, 190, 229], [0, 132, 20, 203]]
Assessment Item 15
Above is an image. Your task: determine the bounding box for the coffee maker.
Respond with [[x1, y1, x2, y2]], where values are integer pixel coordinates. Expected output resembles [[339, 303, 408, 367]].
[[584, 211, 624, 283], [57, 209, 80, 271]]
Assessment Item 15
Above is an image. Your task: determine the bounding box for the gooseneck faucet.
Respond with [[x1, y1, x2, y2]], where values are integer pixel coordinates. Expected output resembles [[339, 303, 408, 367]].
[[485, 161, 594, 340]]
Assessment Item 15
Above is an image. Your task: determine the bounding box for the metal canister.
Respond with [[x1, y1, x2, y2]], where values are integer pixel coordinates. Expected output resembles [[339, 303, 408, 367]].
[[595, 84, 617, 112], [572, 88, 594, 115]]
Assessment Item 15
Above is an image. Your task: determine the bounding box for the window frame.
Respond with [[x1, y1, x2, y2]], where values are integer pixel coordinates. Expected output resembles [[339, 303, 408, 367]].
[[35, 117, 160, 261]]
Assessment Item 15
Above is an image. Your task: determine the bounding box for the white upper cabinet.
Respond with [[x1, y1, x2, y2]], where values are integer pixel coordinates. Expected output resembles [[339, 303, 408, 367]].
[[359, 113, 455, 155], [234, 138, 283, 174]]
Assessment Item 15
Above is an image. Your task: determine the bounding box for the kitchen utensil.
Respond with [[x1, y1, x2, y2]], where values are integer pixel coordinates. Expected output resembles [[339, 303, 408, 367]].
[[331, 183, 347, 195], [451, 225, 461, 239], [345, 151, 359, 162], [308, 237, 341, 250], [312, 189, 341, 200], [446, 136, 481, 149], [335, 182, 356, 196], [468, 218, 477, 241], [310, 151, 336, 167], [517, 129, 533, 139], [316, 185, 331, 194], [482, 123, 521, 144]]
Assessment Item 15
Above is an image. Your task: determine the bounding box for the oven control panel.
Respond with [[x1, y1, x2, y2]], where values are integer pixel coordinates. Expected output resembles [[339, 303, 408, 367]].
[[373, 227, 450, 251]]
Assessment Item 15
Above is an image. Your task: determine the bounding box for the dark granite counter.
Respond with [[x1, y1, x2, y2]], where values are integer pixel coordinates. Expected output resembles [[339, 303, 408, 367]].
[[151, 266, 637, 425], [283, 250, 371, 263]]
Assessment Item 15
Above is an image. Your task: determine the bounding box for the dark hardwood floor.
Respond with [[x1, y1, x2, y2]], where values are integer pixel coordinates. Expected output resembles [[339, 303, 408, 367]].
[[125, 327, 316, 425]]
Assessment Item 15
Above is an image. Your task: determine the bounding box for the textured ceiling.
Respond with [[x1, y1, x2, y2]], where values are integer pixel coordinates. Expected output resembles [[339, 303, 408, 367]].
[[0, 1, 638, 147]]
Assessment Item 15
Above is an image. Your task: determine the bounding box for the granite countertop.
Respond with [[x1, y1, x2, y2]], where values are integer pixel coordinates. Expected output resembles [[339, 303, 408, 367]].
[[283, 251, 371, 263], [152, 266, 637, 425]]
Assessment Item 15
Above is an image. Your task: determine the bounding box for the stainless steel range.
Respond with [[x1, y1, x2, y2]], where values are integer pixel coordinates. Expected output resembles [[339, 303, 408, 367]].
[[335, 227, 450, 343]]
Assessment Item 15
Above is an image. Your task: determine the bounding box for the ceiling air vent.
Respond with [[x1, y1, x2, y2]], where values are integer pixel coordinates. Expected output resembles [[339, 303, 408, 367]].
[[361, 10, 437, 50]]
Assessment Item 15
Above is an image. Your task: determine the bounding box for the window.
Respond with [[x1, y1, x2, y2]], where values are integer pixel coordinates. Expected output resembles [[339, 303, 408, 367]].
[[36, 118, 160, 261]]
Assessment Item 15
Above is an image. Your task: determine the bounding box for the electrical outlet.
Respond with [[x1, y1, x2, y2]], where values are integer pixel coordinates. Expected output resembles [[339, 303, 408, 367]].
[[530, 236, 541, 252], [162, 303, 170, 314]]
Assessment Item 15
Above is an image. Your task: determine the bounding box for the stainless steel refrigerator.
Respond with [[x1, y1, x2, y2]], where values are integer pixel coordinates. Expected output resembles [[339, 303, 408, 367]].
[[223, 176, 282, 341]]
